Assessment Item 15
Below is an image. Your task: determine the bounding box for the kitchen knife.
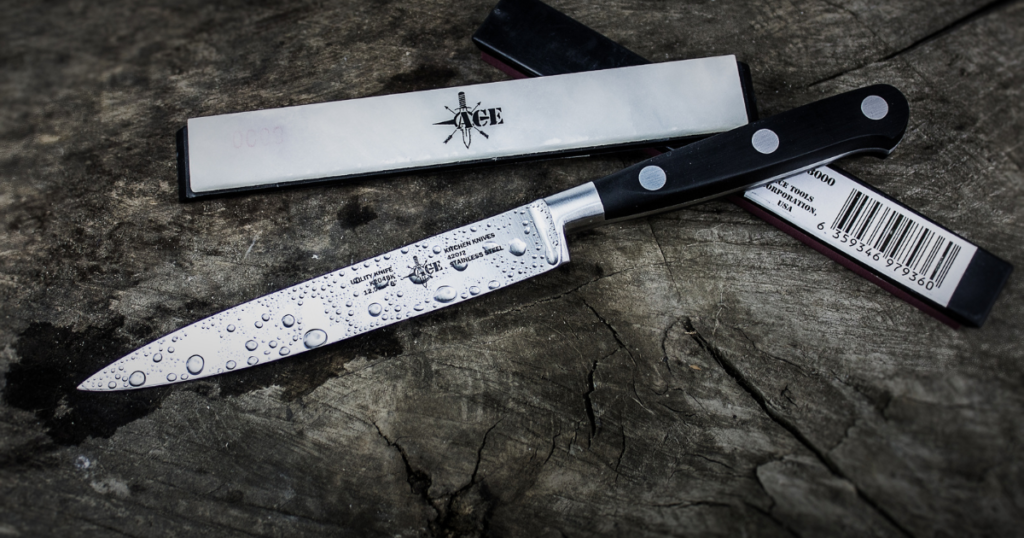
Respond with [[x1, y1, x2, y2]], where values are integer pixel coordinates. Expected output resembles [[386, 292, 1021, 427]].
[[79, 84, 908, 391]]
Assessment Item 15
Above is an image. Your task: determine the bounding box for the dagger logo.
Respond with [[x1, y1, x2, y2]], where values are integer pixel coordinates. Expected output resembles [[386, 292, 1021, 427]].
[[434, 91, 503, 148], [406, 256, 443, 286]]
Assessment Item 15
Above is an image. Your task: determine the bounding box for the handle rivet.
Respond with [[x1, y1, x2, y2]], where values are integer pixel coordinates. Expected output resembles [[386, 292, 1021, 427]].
[[638, 165, 667, 191], [751, 129, 779, 154], [861, 95, 888, 120]]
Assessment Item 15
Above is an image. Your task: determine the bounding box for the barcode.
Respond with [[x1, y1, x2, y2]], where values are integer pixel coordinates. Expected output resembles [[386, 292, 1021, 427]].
[[831, 188, 961, 288]]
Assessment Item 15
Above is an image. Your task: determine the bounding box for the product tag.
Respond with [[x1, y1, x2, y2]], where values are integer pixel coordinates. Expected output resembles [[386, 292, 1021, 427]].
[[744, 166, 976, 307]]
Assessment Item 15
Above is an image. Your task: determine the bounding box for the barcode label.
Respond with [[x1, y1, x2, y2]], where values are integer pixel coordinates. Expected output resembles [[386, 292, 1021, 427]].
[[831, 189, 961, 289], [744, 166, 976, 307]]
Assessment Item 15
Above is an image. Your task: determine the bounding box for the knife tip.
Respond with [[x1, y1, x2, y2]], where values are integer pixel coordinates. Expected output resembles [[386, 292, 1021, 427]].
[[76, 373, 110, 392]]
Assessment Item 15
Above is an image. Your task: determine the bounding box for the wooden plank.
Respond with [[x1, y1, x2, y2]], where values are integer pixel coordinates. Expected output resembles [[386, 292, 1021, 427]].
[[1, 0, 1020, 536]]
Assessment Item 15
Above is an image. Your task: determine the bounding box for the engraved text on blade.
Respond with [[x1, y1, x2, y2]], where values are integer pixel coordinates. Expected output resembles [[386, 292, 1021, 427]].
[[79, 201, 565, 391]]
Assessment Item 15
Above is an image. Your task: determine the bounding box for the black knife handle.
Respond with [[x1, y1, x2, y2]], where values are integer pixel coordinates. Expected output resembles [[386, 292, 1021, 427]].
[[592, 84, 909, 221]]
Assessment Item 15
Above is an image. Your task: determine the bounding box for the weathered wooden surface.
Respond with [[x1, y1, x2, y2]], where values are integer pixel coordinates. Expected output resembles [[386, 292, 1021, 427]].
[[1, 1, 1022, 536]]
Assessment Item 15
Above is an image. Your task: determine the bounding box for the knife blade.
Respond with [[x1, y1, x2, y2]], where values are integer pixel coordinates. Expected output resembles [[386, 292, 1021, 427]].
[[79, 84, 908, 391]]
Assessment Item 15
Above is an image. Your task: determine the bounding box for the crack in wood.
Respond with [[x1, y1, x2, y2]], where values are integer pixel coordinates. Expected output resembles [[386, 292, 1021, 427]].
[[879, 0, 1021, 61], [372, 422, 436, 512], [583, 358, 599, 440], [648, 499, 733, 510], [743, 499, 802, 538], [734, 327, 813, 378], [808, 0, 1019, 88], [468, 419, 501, 486], [579, 297, 636, 443], [682, 319, 915, 538], [542, 432, 559, 467], [373, 419, 502, 537], [691, 453, 738, 474]]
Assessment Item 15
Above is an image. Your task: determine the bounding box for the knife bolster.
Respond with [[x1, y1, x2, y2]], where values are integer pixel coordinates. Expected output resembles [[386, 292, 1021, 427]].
[[544, 182, 605, 233]]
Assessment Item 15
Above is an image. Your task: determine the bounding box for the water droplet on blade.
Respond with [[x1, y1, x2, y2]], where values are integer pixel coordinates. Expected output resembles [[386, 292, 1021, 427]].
[[226, 324, 236, 332], [303, 329, 328, 349], [279, 347, 290, 356], [434, 286, 457, 303], [186, 355, 204, 375], [452, 261, 468, 271], [255, 321, 263, 328], [152, 353, 162, 363], [248, 356, 259, 366], [108, 381, 117, 389], [128, 371, 145, 387], [488, 281, 500, 290], [469, 286, 481, 295], [268, 341, 278, 348], [509, 238, 527, 256], [368, 303, 383, 316], [226, 360, 236, 370], [282, 315, 295, 327], [167, 373, 177, 382], [414, 303, 425, 311], [167, 346, 175, 353], [245, 340, 258, 351]]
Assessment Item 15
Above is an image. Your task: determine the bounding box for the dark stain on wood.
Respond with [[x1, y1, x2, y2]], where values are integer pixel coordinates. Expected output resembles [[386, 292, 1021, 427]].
[[337, 195, 380, 228], [377, 64, 460, 95], [4, 321, 170, 446]]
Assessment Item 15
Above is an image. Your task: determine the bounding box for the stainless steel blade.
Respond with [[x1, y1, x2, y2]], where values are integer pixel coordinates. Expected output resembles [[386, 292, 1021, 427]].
[[79, 196, 578, 391]]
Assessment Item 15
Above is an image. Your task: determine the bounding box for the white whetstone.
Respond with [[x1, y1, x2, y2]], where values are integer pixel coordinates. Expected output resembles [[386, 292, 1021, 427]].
[[185, 56, 749, 194]]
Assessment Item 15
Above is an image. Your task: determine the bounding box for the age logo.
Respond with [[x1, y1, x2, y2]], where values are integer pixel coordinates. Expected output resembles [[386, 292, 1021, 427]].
[[406, 256, 443, 286], [434, 91, 503, 149]]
